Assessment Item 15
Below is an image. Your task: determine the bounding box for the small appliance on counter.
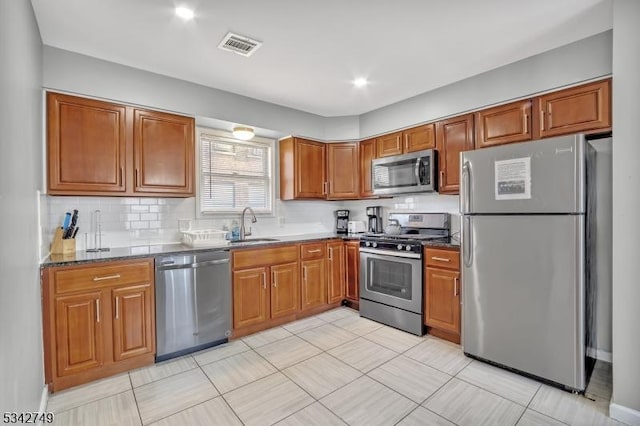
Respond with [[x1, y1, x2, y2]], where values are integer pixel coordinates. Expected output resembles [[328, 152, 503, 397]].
[[347, 220, 366, 234], [335, 209, 350, 234], [366, 206, 383, 233]]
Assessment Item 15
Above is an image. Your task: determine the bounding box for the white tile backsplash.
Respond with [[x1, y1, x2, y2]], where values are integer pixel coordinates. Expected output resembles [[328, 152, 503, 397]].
[[41, 193, 460, 254]]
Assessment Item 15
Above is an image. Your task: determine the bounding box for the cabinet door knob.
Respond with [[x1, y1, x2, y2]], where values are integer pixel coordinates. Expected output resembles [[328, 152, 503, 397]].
[[95, 299, 100, 323], [115, 296, 119, 319], [262, 271, 267, 289]]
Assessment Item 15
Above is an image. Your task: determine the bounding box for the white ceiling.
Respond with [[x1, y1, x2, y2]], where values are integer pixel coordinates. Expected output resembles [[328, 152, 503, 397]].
[[31, 0, 612, 117]]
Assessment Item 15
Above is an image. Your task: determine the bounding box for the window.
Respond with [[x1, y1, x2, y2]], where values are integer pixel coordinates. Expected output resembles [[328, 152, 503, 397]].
[[198, 129, 274, 215]]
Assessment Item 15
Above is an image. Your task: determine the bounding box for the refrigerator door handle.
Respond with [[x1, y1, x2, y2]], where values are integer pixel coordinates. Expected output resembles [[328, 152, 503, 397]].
[[462, 161, 471, 214], [463, 216, 473, 267]]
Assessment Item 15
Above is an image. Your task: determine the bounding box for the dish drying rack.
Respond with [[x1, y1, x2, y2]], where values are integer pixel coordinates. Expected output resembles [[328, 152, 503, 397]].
[[179, 219, 228, 247]]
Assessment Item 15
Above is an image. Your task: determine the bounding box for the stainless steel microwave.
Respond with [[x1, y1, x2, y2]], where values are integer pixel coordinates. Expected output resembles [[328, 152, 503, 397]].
[[372, 149, 437, 195]]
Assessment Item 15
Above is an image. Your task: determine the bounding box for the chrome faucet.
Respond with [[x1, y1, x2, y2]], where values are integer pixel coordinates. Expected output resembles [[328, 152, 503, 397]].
[[240, 207, 257, 240]]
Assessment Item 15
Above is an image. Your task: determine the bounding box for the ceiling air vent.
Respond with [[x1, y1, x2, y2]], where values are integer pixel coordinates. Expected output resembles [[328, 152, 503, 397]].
[[218, 32, 262, 57]]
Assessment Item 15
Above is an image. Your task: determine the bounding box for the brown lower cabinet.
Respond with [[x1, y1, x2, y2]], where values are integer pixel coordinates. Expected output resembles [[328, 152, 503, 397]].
[[232, 241, 350, 338], [344, 240, 360, 308], [42, 258, 155, 392], [424, 247, 461, 344], [300, 242, 327, 311], [326, 240, 346, 304], [232, 245, 299, 333]]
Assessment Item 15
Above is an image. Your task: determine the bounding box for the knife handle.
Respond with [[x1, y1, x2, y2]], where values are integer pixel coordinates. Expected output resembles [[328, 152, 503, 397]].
[[62, 212, 71, 230]]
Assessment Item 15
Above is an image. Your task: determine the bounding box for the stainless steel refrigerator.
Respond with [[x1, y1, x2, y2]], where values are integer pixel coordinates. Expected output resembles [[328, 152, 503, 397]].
[[460, 134, 608, 391]]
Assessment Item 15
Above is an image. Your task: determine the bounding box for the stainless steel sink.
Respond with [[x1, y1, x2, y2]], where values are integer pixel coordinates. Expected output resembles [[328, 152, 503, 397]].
[[229, 238, 280, 243]]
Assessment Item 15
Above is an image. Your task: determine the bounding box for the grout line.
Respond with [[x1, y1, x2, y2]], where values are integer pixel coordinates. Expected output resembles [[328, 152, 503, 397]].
[[452, 374, 535, 408], [128, 373, 144, 426], [129, 356, 200, 388], [193, 341, 253, 367], [142, 394, 222, 425], [47, 388, 133, 417]]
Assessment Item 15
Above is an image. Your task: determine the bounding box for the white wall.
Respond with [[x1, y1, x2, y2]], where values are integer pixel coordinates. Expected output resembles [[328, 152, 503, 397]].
[[611, 0, 640, 422], [0, 0, 44, 413], [42, 47, 361, 141], [359, 30, 613, 138]]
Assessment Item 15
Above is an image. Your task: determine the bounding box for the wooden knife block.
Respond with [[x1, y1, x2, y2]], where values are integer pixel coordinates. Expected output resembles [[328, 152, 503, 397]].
[[50, 228, 76, 255]]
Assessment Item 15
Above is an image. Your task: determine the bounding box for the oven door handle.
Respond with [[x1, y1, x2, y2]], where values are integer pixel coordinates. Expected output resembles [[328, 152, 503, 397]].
[[360, 247, 421, 259]]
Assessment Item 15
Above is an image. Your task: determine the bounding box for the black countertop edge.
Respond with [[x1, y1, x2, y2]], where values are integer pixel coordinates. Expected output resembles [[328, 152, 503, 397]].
[[41, 233, 459, 268], [41, 233, 364, 267]]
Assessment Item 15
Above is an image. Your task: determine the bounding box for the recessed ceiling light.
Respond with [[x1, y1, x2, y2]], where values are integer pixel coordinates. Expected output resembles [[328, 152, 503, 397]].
[[175, 6, 194, 20], [353, 78, 368, 88]]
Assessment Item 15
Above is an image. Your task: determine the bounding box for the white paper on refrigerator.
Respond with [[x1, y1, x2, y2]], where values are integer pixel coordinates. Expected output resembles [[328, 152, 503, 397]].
[[494, 157, 531, 200]]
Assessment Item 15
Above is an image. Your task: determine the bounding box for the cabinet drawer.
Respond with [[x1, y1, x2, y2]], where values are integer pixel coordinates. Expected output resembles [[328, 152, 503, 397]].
[[300, 242, 325, 260], [53, 259, 153, 294], [424, 248, 460, 270], [233, 244, 298, 269]]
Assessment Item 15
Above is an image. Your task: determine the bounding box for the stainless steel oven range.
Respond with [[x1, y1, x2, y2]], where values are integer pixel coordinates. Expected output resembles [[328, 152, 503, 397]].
[[359, 212, 450, 335]]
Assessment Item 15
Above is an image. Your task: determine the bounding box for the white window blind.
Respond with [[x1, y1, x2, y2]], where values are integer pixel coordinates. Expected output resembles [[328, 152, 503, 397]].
[[198, 131, 273, 214]]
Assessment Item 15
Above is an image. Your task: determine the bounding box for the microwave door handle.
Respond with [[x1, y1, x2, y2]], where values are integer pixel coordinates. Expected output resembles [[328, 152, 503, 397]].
[[415, 158, 421, 185]]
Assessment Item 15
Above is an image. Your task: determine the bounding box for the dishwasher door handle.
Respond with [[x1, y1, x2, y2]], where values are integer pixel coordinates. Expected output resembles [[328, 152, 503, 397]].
[[157, 258, 229, 271]]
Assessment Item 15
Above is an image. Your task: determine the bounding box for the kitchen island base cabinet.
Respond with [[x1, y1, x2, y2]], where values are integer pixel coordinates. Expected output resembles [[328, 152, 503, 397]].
[[42, 258, 155, 392], [424, 247, 461, 344]]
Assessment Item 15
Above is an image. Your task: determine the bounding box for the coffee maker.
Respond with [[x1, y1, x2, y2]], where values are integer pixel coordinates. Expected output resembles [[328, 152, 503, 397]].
[[366, 206, 383, 234], [335, 210, 349, 234]]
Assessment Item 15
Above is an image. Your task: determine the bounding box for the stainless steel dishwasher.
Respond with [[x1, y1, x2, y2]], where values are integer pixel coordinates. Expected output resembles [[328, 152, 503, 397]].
[[155, 250, 231, 362]]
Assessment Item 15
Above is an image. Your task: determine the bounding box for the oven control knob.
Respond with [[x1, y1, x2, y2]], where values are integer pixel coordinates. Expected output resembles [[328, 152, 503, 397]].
[[405, 245, 413, 251], [372, 242, 378, 248], [365, 241, 371, 247], [397, 244, 404, 250]]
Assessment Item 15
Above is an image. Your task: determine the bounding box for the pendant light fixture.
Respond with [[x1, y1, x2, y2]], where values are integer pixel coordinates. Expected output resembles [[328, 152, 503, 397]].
[[232, 126, 255, 140]]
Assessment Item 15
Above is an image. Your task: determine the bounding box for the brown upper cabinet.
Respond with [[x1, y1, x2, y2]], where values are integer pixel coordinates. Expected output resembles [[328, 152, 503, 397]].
[[436, 113, 474, 194], [475, 100, 532, 148], [359, 138, 377, 198], [376, 124, 436, 158], [133, 108, 194, 195], [535, 79, 611, 139], [327, 142, 359, 199], [280, 137, 326, 200], [47, 93, 127, 194], [47, 92, 194, 197]]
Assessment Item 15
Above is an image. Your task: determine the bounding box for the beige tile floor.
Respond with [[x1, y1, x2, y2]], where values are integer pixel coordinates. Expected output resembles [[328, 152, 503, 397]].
[[47, 307, 621, 426]]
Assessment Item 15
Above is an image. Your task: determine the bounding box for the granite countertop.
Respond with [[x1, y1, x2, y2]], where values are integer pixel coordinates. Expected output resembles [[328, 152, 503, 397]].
[[41, 232, 458, 267], [41, 233, 363, 267], [422, 237, 460, 250]]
